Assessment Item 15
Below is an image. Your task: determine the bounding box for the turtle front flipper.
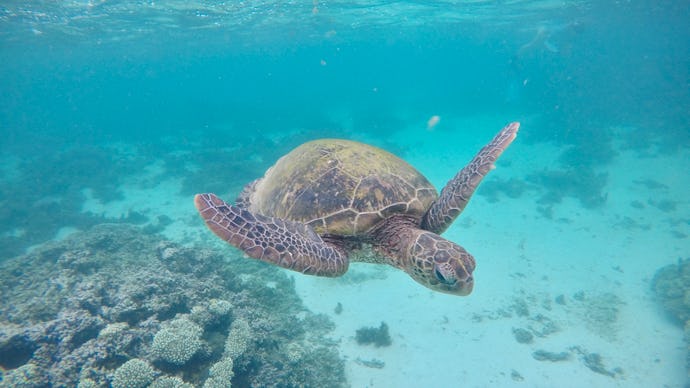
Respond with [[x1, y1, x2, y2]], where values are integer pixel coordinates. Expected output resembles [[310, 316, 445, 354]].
[[194, 193, 348, 277], [422, 122, 519, 234]]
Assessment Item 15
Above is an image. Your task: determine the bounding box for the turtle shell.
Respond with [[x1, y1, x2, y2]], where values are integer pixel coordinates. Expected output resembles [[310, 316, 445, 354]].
[[249, 139, 438, 236]]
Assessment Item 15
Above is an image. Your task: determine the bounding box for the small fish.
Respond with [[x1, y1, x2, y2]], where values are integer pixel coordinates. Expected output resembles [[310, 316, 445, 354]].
[[427, 115, 440, 130]]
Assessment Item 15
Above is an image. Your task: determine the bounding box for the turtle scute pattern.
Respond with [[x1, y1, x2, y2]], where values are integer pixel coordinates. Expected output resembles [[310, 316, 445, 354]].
[[249, 139, 438, 236]]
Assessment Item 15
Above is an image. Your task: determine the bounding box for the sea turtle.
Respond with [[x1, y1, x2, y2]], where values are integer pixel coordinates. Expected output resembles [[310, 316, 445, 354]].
[[195, 122, 519, 296]]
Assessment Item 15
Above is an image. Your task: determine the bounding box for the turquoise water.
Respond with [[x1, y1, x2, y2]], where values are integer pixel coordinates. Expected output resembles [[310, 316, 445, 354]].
[[1, 1, 689, 387]]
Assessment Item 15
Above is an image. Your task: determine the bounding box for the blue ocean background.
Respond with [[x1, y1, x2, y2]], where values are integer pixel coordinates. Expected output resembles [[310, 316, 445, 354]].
[[1, 1, 689, 387]]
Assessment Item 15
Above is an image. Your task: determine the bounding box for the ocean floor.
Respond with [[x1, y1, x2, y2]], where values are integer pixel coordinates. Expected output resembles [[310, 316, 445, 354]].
[[2, 116, 688, 387]]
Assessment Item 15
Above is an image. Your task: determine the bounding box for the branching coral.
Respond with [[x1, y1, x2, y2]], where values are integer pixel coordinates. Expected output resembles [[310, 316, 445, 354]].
[[149, 376, 194, 388], [224, 318, 251, 359], [111, 359, 156, 388], [203, 358, 234, 388], [151, 317, 203, 365], [190, 299, 233, 328]]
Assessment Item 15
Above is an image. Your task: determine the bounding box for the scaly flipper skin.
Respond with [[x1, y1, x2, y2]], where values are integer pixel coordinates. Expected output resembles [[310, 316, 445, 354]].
[[194, 193, 348, 277], [422, 122, 519, 234]]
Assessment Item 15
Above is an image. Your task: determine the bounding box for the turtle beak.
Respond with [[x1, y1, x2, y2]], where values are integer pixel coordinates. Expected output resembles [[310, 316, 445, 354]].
[[434, 272, 474, 296], [457, 277, 474, 295]]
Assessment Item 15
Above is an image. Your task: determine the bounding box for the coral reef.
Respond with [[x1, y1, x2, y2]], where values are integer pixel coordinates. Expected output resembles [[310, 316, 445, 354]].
[[0, 363, 46, 387], [203, 358, 234, 388], [477, 166, 608, 215], [151, 317, 203, 365], [0, 224, 346, 387], [111, 359, 156, 388], [526, 167, 608, 210], [652, 258, 690, 382], [0, 142, 154, 260], [224, 318, 251, 360], [150, 376, 194, 388]]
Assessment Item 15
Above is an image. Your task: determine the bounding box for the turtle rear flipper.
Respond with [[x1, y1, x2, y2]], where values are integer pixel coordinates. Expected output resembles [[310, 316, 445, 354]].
[[194, 193, 348, 277], [422, 122, 519, 234]]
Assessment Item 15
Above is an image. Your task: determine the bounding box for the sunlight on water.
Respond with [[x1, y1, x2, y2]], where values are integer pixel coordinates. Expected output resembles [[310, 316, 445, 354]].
[[1, 0, 589, 45]]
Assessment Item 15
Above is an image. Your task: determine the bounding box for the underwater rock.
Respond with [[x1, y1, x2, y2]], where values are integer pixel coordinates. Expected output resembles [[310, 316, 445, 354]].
[[582, 353, 615, 377], [570, 346, 621, 378], [355, 357, 386, 369], [532, 350, 570, 362], [555, 294, 566, 305], [512, 327, 534, 344], [355, 322, 392, 347], [0, 224, 346, 387]]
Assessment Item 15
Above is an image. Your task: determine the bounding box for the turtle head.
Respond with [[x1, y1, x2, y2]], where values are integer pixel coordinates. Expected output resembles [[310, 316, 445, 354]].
[[406, 231, 475, 296]]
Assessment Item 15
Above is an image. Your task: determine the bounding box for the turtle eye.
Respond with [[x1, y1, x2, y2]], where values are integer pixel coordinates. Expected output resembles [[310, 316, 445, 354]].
[[434, 267, 455, 285]]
